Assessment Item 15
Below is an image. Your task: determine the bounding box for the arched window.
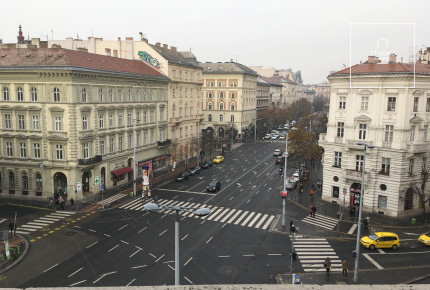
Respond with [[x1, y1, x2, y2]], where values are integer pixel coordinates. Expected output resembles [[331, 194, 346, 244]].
[[3, 87, 10, 101], [231, 103, 235, 110], [17, 87, 24, 101], [36, 173, 42, 190], [208, 114, 212, 122], [220, 92, 224, 99], [31, 87, 38, 102], [109, 89, 113, 102], [231, 115, 234, 122], [208, 92, 213, 98], [53, 87, 60, 102], [220, 103, 224, 110], [99, 89, 103, 102], [22, 172, 28, 189], [82, 88, 87, 102], [208, 103, 213, 110], [9, 172, 15, 188]]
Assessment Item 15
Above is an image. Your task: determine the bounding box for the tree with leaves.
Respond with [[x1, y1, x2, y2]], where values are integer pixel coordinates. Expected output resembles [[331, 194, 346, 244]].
[[288, 128, 324, 171], [408, 170, 430, 224]]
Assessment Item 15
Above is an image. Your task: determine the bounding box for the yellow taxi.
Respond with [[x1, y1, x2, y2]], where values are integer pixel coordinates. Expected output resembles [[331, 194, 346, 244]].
[[418, 232, 430, 246], [360, 232, 400, 250], [213, 156, 224, 164]]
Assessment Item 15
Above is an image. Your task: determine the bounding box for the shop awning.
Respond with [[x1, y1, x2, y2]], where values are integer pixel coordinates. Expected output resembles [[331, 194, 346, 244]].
[[111, 167, 133, 176]]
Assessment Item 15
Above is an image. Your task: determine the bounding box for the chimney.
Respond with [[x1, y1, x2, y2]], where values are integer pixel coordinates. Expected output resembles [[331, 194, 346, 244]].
[[118, 37, 121, 41], [367, 55, 376, 64], [389, 53, 397, 63], [155, 42, 161, 47], [126, 37, 133, 41], [163, 44, 168, 49], [171, 46, 177, 52], [139, 32, 148, 43]]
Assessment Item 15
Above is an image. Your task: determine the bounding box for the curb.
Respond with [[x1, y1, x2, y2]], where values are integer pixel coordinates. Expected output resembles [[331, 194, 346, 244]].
[[0, 234, 29, 273]]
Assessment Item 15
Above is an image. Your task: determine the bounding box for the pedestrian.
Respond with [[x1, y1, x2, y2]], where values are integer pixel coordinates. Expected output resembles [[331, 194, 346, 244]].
[[60, 197, 65, 210], [291, 224, 297, 238], [309, 205, 313, 217], [299, 183, 303, 194], [48, 198, 53, 209], [153, 193, 159, 204], [349, 206, 356, 220], [324, 257, 331, 274], [142, 190, 146, 205], [363, 218, 369, 231], [70, 198, 76, 210], [55, 198, 60, 210], [310, 184, 316, 196], [312, 205, 317, 217], [8, 220, 15, 235], [342, 259, 348, 278], [289, 220, 294, 232], [279, 167, 283, 176], [292, 251, 297, 262]]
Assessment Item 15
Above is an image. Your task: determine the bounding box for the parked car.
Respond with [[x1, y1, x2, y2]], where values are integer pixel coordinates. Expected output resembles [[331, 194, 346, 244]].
[[176, 171, 190, 182], [264, 134, 272, 139], [285, 179, 296, 189], [418, 232, 430, 246], [271, 134, 279, 140], [360, 232, 400, 250], [189, 166, 201, 176], [201, 161, 213, 169], [292, 172, 300, 183], [207, 181, 221, 192], [213, 156, 224, 164], [273, 149, 283, 156]]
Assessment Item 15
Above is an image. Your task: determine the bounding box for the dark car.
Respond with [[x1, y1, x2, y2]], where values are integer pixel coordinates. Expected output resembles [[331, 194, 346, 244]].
[[189, 166, 201, 176], [201, 161, 213, 169], [207, 181, 221, 192], [176, 171, 190, 182], [275, 156, 285, 165]]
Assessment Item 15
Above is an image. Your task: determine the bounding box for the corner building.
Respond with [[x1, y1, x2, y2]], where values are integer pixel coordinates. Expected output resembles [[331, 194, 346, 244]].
[[0, 48, 169, 200], [319, 57, 430, 217]]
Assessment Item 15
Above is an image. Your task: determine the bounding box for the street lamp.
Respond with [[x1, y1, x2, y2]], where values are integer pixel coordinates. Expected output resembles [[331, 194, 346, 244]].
[[144, 202, 211, 285], [133, 119, 139, 198], [353, 142, 374, 283], [281, 133, 288, 228]]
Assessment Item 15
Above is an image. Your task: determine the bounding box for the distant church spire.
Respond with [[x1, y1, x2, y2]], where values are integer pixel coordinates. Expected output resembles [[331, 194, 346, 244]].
[[17, 25, 24, 44]]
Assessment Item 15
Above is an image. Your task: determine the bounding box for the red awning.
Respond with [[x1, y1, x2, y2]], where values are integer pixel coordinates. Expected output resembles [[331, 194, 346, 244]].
[[111, 167, 133, 176]]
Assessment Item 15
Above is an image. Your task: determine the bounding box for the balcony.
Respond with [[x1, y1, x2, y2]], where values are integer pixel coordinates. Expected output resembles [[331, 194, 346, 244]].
[[344, 169, 369, 182], [345, 139, 372, 150], [157, 139, 171, 148], [78, 155, 102, 166], [169, 117, 182, 125], [407, 143, 429, 154]]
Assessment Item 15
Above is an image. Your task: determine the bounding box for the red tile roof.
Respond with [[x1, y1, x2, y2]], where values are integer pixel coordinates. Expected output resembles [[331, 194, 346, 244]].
[[331, 63, 430, 76], [0, 48, 167, 78]]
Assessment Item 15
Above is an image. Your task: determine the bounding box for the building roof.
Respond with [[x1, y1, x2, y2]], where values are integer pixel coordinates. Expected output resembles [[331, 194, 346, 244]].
[[259, 75, 294, 86], [0, 48, 169, 79], [149, 44, 202, 69], [200, 62, 259, 76], [331, 63, 430, 76]]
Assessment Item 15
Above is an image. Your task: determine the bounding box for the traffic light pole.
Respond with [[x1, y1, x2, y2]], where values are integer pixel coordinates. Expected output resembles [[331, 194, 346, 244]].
[[281, 133, 288, 228]]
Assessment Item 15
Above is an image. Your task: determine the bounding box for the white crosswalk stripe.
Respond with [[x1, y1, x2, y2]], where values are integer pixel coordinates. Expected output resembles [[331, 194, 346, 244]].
[[293, 238, 342, 272], [0, 218, 7, 224], [119, 198, 275, 230], [99, 193, 127, 206], [15, 210, 76, 235], [301, 214, 338, 230]]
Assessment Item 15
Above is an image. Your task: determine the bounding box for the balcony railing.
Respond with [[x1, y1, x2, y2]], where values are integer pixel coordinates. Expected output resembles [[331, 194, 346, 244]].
[[157, 139, 171, 148], [407, 143, 429, 153], [78, 155, 102, 166], [344, 169, 369, 182]]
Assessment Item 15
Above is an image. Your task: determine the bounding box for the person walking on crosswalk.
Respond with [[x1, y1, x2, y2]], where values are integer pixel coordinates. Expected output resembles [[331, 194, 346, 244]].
[[324, 257, 331, 274], [312, 205, 317, 217], [309, 205, 313, 217], [342, 259, 348, 278]]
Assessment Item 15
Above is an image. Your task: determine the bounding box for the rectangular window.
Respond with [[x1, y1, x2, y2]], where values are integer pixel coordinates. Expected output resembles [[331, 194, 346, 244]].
[[150, 131, 154, 143], [127, 113, 132, 126], [381, 157, 390, 174], [387, 97, 396, 111], [413, 97, 419, 112], [17, 87, 23, 101], [128, 135, 132, 149], [358, 123, 367, 140], [384, 125, 393, 142], [83, 142, 89, 159], [18, 114, 25, 130], [361, 96, 369, 110], [150, 111, 154, 123], [378, 195, 387, 209], [144, 111, 148, 123], [31, 87, 38, 102], [356, 155, 364, 171], [56, 144, 63, 160], [19, 142, 27, 158], [33, 143, 40, 159], [119, 136, 123, 151], [424, 125, 428, 142], [118, 114, 123, 127], [409, 158, 414, 176], [410, 125, 416, 142], [3, 87, 10, 101], [337, 122, 344, 137], [100, 140, 105, 155], [54, 116, 62, 131], [109, 114, 114, 127], [136, 112, 141, 124], [99, 115, 105, 128], [136, 133, 141, 146], [332, 186, 340, 198], [6, 141, 13, 157], [423, 157, 427, 173], [82, 116, 88, 130], [160, 129, 165, 141], [32, 115, 39, 130], [427, 98, 430, 112], [339, 96, 346, 109], [109, 138, 114, 152], [144, 132, 148, 145], [4, 114, 11, 129], [334, 152, 342, 167]]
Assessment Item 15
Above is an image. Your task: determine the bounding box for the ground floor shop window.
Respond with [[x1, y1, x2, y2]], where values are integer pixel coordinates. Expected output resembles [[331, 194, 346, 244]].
[[378, 195, 387, 209]]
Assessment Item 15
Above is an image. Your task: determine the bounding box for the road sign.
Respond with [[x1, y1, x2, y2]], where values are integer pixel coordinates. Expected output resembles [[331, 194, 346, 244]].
[[343, 187, 347, 195], [101, 184, 104, 191], [95, 176, 99, 185], [281, 190, 288, 198]]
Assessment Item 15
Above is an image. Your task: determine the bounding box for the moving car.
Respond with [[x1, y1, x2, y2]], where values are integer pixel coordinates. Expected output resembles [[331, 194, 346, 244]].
[[360, 232, 400, 250], [189, 166, 201, 176], [285, 178, 296, 189], [418, 232, 430, 246], [176, 171, 190, 182], [271, 134, 279, 140], [273, 149, 282, 156], [213, 156, 224, 164], [292, 172, 300, 182], [275, 156, 285, 164], [207, 181, 221, 192], [264, 134, 272, 139], [201, 160, 213, 169]]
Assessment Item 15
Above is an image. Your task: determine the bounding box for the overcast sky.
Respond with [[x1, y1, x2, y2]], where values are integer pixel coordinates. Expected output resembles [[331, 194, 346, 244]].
[[1, 0, 428, 84]]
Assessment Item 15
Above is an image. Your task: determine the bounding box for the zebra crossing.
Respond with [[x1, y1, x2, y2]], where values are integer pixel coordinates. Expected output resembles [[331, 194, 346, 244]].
[[0, 218, 7, 224], [15, 211, 76, 235], [293, 237, 342, 272], [258, 139, 285, 144], [119, 198, 276, 230], [301, 214, 338, 230], [99, 193, 127, 206]]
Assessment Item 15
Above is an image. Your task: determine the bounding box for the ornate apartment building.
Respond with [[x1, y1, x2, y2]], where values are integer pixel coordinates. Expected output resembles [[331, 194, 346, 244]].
[[200, 62, 258, 142], [0, 48, 169, 200], [319, 55, 430, 217]]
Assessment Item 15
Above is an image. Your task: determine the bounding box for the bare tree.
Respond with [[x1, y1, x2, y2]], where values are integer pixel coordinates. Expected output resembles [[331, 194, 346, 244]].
[[408, 169, 430, 224]]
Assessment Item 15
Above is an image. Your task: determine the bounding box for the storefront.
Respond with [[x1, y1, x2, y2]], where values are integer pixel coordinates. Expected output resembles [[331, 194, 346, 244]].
[[111, 166, 133, 186]]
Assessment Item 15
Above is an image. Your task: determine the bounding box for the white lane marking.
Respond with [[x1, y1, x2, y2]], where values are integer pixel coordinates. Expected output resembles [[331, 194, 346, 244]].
[[255, 190, 259, 195], [138, 227, 147, 233], [241, 212, 256, 226], [206, 237, 213, 244], [229, 197, 234, 200], [149, 253, 157, 258], [73, 226, 82, 229], [261, 215, 275, 230], [29, 221, 51, 226], [247, 213, 262, 227], [218, 255, 230, 258], [93, 271, 117, 284], [184, 257, 192, 266], [104, 234, 111, 237], [348, 224, 358, 234], [131, 265, 147, 269], [129, 249, 141, 258], [184, 276, 193, 284], [69, 280, 86, 287], [243, 254, 255, 257], [89, 229, 97, 233], [246, 199, 251, 203], [234, 211, 249, 225], [181, 234, 189, 241], [43, 263, 58, 273], [220, 209, 236, 223], [120, 240, 129, 245], [159, 229, 167, 236], [68, 267, 83, 277], [377, 249, 385, 254], [118, 224, 128, 230], [86, 241, 98, 249], [240, 189, 243, 192], [135, 246, 143, 251], [125, 278, 136, 286], [212, 209, 230, 222], [108, 244, 119, 252], [155, 254, 165, 262], [163, 261, 174, 264], [268, 254, 282, 256], [206, 208, 224, 221], [255, 214, 268, 228], [168, 264, 175, 271], [363, 253, 384, 269]]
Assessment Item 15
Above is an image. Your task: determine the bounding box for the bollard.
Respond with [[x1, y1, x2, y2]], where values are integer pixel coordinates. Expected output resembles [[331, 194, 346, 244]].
[[412, 218, 416, 225], [130, 192, 134, 198]]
